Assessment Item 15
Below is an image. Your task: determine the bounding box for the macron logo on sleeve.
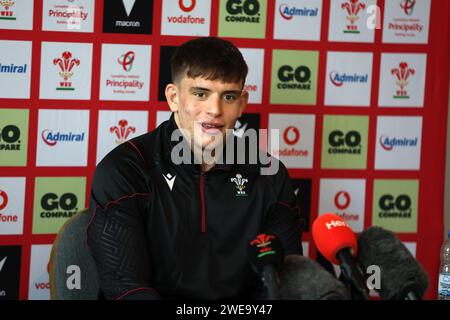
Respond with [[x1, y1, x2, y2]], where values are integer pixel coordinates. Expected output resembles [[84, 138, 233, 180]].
[[163, 173, 176, 191], [0, 257, 7, 272]]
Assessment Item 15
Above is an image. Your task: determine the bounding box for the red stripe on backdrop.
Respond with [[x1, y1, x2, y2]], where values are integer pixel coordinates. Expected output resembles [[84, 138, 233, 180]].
[[0, 0, 449, 300]]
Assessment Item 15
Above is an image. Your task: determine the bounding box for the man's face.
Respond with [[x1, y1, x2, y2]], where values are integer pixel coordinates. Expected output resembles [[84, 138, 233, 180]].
[[165, 75, 248, 151]]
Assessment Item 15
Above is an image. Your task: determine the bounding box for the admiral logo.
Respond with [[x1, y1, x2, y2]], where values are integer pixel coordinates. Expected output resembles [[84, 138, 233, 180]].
[[391, 62, 415, 99], [328, 130, 361, 154], [110, 119, 136, 144], [277, 65, 311, 90], [225, 0, 261, 23], [378, 194, 412, 218], [41, 129, 85, 146], [330, 71, 368, 87], [103, 0, 153, 34], [0, 63, 28, 73], [40, 192, 78, 218], [0, 0, 15, 20], [379, 135, 418, 151], [167, 0, 205, 25], [0, 125, 21, 151], [279, 4, 318, 20], [53, 51, 80, 91], [341, 0, 366, 34]]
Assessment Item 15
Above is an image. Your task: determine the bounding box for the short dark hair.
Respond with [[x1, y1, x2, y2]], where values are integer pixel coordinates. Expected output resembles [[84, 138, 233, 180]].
[[170, 37, 248, 87]]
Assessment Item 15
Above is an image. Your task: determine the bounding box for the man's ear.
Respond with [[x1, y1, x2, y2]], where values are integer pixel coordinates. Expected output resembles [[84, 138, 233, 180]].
[[165, 83, 179, 112], [238, 90, 249, 118]]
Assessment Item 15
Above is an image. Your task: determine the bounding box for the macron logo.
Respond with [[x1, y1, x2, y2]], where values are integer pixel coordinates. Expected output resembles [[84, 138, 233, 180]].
[[0, 257, 7, 272], [122, 0, 136, 16], [325, 220, 346, 230], [163, 173, 176, 191]]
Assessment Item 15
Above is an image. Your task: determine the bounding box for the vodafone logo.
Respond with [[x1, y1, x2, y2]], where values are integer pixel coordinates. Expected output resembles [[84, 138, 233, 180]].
[[0, 190, 8, 211], [179, 0, 196, 12], [283, 126, 300, 145], [334, 191, 351, 210]]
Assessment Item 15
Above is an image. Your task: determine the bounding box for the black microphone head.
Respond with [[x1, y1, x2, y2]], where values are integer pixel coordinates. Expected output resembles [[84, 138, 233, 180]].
[[248, 233, 284, 274], [357, 227, 429, 300], [278, 255, 350, 300]]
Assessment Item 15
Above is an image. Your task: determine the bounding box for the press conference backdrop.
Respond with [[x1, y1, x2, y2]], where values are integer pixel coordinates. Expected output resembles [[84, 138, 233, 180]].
[[0, 0, 449, 300]]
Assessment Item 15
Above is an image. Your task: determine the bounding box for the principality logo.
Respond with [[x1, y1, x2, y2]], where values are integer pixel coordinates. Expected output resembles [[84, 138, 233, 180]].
[[110, 119, 136, 144], [230, 173, 248, 196], [117, 51, 135, 72], [341, 0, 366, 34], [400, 0, 416, 16], [391, 62, 415, 99], [53, 51, 80, 91], [0, 0, 15, 20]]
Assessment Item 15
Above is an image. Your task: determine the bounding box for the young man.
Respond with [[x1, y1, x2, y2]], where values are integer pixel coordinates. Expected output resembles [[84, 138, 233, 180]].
[[87, 37, 302, 300]]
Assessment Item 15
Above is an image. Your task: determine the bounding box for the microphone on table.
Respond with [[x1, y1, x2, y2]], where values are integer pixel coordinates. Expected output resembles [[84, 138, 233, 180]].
[[247, 233, 284, 300], [312, 213, 370, 300], [357, 226, 429, 300], [278, 255, 350, 300]]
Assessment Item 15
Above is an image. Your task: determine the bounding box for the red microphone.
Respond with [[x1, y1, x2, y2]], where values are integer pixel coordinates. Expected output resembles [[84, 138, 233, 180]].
[[312, 213, 369, 300], [312, 213, 358, 265]]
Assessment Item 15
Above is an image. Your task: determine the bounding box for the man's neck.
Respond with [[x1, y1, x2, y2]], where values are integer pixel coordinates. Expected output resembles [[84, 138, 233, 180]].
[[201, 162, 215, 173]]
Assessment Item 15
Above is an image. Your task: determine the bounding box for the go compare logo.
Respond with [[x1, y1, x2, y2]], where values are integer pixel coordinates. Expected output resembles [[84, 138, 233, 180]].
[[270, 50, 318, 105], [33, 177, 86, 235], [372, 180, 419, 233], [0, 109, 29, 167], [219, 0, 267, 39], [321, 115, 369, 169]]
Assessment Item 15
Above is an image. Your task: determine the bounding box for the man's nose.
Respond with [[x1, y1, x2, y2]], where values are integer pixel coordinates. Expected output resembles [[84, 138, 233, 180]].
[[205, 94, 223, 117]]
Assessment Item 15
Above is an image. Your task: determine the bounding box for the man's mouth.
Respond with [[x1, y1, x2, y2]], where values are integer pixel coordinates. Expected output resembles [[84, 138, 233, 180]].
[[200, 122, 224, 134]]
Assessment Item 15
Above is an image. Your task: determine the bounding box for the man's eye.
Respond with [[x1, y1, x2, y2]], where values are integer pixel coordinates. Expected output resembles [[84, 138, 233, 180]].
[[224, 94, 237, 101], [193, 92, 206, 98]]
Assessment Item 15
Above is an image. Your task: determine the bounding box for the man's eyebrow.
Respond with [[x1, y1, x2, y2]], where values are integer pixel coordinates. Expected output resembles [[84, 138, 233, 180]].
[[189, 87, 242, 95], [190, 86, 212, 92]]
